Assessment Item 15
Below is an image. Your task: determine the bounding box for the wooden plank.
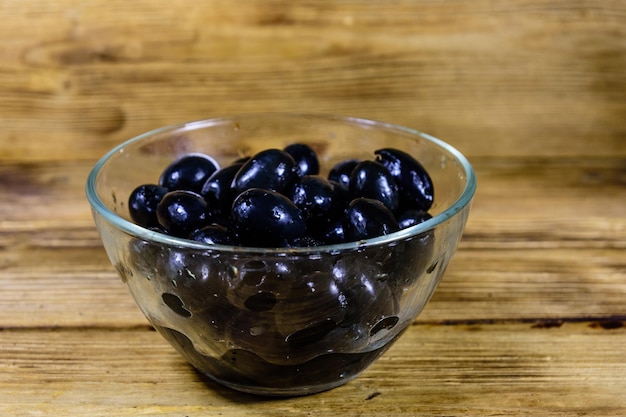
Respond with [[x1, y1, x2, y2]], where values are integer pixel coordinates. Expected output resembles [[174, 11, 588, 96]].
[[0, 161, 94, 225], [0, 1, 624, 161], [465, 157, 626, 248], [420, 247, 626, 322], [1, 321, 624, 416]]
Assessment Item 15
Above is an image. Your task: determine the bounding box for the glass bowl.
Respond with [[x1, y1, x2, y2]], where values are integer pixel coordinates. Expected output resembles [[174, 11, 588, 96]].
[[86, 112, 476, 396]]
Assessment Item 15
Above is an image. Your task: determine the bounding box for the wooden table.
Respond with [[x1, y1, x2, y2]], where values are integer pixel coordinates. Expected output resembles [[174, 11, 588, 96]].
[[1, 1, 625, 415]]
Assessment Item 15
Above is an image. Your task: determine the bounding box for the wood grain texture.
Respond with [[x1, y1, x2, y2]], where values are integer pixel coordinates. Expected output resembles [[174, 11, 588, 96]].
[[0, 0, 624, 161], [1, 1, 625, 415], [1, 322, 625, 416]]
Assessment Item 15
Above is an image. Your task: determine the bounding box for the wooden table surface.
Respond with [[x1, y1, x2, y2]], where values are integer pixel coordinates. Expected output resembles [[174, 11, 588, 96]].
[[1, 1, 625, 415]]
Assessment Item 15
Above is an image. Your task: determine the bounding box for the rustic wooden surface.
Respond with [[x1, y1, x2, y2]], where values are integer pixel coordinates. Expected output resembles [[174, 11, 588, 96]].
[[1, 1, 625, 415]]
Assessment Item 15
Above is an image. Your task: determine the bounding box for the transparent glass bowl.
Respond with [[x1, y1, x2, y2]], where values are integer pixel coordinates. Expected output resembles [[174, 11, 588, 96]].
[[86, 113, 476, 396]]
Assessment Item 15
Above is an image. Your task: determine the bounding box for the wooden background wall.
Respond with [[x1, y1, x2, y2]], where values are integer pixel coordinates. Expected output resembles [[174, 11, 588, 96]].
[[1, 0, 624, 163]]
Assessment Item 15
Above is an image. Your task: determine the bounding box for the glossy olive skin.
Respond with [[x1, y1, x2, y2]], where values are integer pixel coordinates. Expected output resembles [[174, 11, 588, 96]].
[[294, 178, 349, 244], [329, 180, 350, 207], [156, 190, 209, 237], [349, 160, 400, 213], [289, 175, 337, 220], [128, 184, 168, 228], [375, 148, 434, 211], [397, 208, 432, 229], [328, 159, 359, 187], [284, 143, 319, 177], [314, 217, 346, 244], [159, 153, 219, 193], [231, 188, 307, 247], [343, 198, 400, 241], [231, 149, 298, 196], [189, 224, 236, 245], [200, 162, 244, 216], [129, 146, 435, 248]]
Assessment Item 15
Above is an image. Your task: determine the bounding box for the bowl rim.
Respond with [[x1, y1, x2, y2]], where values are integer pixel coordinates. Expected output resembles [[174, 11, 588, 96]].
[[86, 112, 476, 254]]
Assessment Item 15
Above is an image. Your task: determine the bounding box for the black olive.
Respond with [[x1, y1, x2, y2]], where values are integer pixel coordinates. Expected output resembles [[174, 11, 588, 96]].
[[128, 184, 168, 228], [189, 224, 236, 245], [374, 148, 434, 211], [231, 149, 298, 195], [159, 153, 219, 193], [328, 159, 359, 187], [349, 160, 400, 213], [343, 198, 400, 241], [396, 208, 433, 229], [328, 180, 350, 209], [231, 188, 307, 247], [284, 143, 320, 176], [200, 162, 244, 216], [156, 190, 209, 237], [289, 175, 337, 220], [313, 217, 346, 245]]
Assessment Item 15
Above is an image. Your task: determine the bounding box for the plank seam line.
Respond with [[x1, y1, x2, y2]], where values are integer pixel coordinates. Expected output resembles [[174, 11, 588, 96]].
[[2, 316, 625, 332], [414, 315, 626, 327]]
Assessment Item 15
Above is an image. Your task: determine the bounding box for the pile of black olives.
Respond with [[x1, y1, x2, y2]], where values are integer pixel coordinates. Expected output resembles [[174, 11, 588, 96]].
[[124, 143, 438, 392], [128, 144, 434, 247]]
